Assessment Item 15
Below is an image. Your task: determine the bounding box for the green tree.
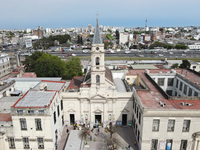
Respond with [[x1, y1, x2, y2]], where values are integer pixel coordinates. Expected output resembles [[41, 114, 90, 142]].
[[115, 30, 119, 39], [63, 57, 83, 79], [106, 34, 114, 40], [80, 36, 83, 45], [179, 60, 191, 69], [145, 31, 150, 34], [77, 35, 80, 44], [103, 41, 112, 49], [175, 44, 188, 49], [171, 63, 179, 69], [23, 51, 43, 72], [35, 53, 65, 77]]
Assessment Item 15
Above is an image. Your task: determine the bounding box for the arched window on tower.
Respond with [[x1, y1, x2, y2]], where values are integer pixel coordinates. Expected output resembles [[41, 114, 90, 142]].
[[96, 75, 100, 84], [96, 57, 100, 65], [96, 57, 100, 70]]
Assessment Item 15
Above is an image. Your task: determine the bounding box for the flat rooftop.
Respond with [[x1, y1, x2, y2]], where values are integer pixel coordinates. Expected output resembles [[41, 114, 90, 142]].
[[33, 80, 66, 92], [0, 97, 19, 122], [13, 91, 56, 108], [0, 97, 20, 113]]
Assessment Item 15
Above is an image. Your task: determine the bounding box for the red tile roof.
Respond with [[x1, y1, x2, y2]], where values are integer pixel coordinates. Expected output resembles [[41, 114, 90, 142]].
[[128, 69, 200, 110], [22, 72, 37, 78], [67, 76, 84, 90], [0, 113, 12, 121]]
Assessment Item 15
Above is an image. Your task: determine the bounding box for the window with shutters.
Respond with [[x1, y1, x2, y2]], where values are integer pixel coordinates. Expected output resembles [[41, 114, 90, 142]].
[[151, 139, 158, 150], [152, 119, 160, 131], [57, 105, 60, 117], [167, 120, 175, 132], [8, 137, 15, 149], [182, 120, 190, 132], [180, 140, 187, 150], [168, 78, 174, 86], [35, 119, 42, 130], [194, 91, 198, 96], [61, 100, 63, 110], [158, 78, 164, 86], [176, 80, 179, 88], [139, 112, 141, 124], [188, 88, 192, 96], [184, 85, 187, 95], [23, 138, 29, 149], [37, 138, 44, 149], [20, 118, 27, 130], [62, 115, 64, 125], [54, 111, 56, 124], [179, 82, 183, 91]]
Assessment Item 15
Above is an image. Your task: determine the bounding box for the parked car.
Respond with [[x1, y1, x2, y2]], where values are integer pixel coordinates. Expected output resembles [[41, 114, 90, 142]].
[[62, 52, 65, 54]]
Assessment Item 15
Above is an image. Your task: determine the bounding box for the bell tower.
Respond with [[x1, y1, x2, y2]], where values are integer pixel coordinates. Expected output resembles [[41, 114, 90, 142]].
[[90, 18, 105, 91]]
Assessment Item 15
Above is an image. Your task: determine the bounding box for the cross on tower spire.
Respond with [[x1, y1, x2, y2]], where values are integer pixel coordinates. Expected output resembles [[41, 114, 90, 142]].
[[96, 12, 99, 19]]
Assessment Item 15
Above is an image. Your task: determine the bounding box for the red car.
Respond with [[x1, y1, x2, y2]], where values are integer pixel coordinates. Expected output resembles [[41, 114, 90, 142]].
[[62, 52, 65, 54]]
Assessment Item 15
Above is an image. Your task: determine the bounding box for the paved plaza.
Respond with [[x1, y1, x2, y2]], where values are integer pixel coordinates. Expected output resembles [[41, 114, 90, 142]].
[[84, 126, 139, 150], [58, 125, 139, 150]]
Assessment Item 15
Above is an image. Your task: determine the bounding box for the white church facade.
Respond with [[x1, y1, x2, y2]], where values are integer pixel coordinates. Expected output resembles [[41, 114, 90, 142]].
[[62, 19, 134, 128]]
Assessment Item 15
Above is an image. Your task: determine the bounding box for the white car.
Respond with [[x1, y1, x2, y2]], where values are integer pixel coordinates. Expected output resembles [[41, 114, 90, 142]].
[[110, 50, 116, 53], [82, 50, 89, 53], [125, 50, 131, 54], [72, 54, 77, 56], [116, 49, 121, 52]]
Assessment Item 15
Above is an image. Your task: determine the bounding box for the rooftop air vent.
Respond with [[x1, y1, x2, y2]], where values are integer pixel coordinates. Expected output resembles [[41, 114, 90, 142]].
[[181, 102, 184, 105], [159, 71, 162, 73], [159, 101, 166, 107], [186, 103, 192, 106]]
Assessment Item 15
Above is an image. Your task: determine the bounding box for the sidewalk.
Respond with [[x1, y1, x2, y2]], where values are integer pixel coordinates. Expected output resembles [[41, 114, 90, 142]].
[[57, 126, 73, 150]]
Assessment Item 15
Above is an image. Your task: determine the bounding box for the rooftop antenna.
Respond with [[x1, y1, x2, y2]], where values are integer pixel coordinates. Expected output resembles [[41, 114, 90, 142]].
[[145, 19, 147, 34]]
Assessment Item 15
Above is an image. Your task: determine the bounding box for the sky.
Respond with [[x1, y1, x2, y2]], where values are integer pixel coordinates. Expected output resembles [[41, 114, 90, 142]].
[[1, 0, 200, 29]]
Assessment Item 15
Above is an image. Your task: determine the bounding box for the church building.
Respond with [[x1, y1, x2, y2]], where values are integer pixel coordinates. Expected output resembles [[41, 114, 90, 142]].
[[62, 19, 134, 128]]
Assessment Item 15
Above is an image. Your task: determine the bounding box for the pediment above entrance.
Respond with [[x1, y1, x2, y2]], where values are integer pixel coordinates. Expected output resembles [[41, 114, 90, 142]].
[[67, 109, 76, 112], [121, 108, 129, 112], [90, 94, 106, 100], [93, 108, 103, 113]]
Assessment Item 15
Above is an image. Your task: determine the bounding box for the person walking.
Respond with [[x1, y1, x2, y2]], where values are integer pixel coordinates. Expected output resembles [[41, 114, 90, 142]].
[[128, 145, 130, 150], [66, 129, 69, 133]]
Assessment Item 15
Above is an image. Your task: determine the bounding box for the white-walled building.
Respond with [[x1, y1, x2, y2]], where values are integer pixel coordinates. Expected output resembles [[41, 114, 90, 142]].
[[0, 80, 66, 150], [126, 69, 200, 150], [0, 54, 11, 78], [119, 32, 128, 45]]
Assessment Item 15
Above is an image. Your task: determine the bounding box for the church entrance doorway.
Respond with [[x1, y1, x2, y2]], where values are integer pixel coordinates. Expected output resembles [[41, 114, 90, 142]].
[[70, 114, 75, 125], [95, 115, 101, 126], [122, 114, 127, 126]]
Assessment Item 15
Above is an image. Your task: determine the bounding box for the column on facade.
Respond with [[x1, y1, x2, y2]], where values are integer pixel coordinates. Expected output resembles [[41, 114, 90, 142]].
[[103, 102, 106, 127], [113, 99, 116, 122], [80, 99, 83, 123]]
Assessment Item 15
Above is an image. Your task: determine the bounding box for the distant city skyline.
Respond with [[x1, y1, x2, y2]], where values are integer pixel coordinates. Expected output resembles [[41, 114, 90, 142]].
[[1, 0, 200, 29]]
